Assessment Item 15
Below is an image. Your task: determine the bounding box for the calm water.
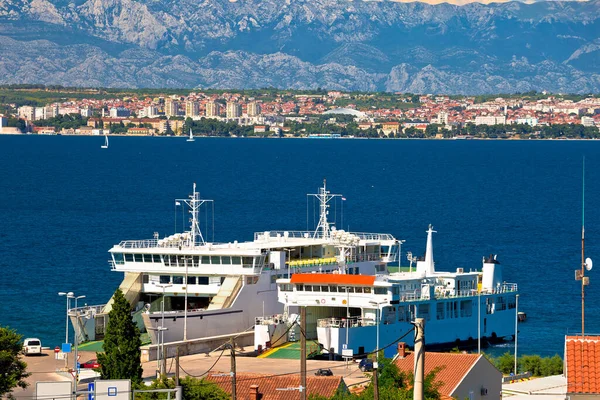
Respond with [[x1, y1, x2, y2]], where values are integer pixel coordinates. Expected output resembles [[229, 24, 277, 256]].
[[1, 135, 599, 358]]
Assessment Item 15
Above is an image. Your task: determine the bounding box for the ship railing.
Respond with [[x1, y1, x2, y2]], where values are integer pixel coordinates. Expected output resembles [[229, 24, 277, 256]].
[[255, 314, 287, 325], [68, 304, 105, 317], [317, 317, 376, 329], [118, 239, 230, 249], [254, 230, 395, 242]]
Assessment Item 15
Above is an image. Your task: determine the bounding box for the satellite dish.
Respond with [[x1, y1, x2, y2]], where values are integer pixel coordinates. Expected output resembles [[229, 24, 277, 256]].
[[586, 257, 593, 271]]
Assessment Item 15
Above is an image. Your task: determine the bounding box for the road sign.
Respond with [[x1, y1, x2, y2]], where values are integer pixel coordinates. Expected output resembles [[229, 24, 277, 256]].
[[95, 380, 130, 400], [62, 343, 72, 353], [342, 344, 347, 350], [342, 349, 354, 358], [88, 382, 95, 400], [36, 381, 73, 400]]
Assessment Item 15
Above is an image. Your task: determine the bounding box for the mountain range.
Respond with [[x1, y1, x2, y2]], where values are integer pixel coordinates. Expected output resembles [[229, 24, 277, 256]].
[[0, 0, 599, 94]]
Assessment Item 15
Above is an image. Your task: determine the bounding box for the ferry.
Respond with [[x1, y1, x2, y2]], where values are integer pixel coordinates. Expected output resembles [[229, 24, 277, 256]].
[[73, 181, 400, 354], [260, 226, 518, 358]]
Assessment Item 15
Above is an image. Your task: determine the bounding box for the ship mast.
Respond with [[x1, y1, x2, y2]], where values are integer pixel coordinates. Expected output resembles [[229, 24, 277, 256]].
[[309, 179, 342, 239], [177, 183, 213, 247]]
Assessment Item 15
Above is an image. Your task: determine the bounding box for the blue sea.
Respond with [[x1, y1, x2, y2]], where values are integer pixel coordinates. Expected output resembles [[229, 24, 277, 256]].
[[1, 135, 599, 359]]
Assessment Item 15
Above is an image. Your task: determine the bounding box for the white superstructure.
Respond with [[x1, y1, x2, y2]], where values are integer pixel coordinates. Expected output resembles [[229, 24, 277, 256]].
[[269, 225, 518, 358], [78, 181, 399, 354]]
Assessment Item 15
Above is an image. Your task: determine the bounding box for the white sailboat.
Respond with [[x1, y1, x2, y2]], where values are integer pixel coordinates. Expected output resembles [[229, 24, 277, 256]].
[[187, 128, 195, 142], [101, 134, 109, 149]]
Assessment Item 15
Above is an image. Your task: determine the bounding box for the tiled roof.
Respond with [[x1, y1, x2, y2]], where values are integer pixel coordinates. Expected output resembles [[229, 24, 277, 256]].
[[206, 371, 343, 400], [290, 274, 375, 286], [565, 335, 600, 394], [394, 352, 480, 397]]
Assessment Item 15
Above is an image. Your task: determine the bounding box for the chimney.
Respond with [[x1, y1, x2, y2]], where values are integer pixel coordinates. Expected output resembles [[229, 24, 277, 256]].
[[397, 342, 407, 358], [250, 384, 259, 400]]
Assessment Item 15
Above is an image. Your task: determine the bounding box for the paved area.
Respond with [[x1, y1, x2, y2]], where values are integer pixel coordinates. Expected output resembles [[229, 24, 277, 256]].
[[502, 375, 567, 400], [142, 346, 371, 388], [11, 347, 371, 399], [10, 349, 73, 400]]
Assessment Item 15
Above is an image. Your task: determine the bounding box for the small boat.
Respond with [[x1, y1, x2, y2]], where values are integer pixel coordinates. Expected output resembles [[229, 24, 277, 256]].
[[517, 312, 526, 322], [101, 134, 109, 149], [187, 128, 195, 142]]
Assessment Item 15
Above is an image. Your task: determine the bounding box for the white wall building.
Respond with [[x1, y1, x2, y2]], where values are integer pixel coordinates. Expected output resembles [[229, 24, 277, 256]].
[[475, 115, 506, 125]]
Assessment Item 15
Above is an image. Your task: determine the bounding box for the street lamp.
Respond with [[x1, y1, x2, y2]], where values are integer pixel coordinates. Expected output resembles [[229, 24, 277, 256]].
[[369, 300, 386, 363], [58, 292, 74, 345], [397, 240, 406, 269], [72, 294, 85, 384], [156, 283, 172, 377]]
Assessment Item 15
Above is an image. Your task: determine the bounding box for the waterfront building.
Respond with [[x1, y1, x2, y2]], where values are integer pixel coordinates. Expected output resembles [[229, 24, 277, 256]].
[[165, 99, 179, 117], [109, 107, 131, 118], [18, 106, 36, 121], [247, 101, 261, 117], [581, 116, 595, 127], [205, 101, 221, 117], [185, 101, 200, 118], [475, 115, 507, 126], [80, 106, 94, 118], [226, 102, 242, 119]]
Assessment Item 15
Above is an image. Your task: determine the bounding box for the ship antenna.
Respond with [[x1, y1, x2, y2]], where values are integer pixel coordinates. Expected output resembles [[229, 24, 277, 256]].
[[177, 183, 214, 247], [576, 157, 592, 337], [309, 179, 342, 239]]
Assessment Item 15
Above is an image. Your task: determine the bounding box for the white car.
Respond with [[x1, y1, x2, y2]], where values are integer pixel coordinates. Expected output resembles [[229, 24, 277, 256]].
[[23, 338, 42, 356]]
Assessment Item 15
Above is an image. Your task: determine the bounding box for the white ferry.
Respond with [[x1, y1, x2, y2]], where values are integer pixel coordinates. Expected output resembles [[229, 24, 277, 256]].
[[262, 226, 518, 358], [73, 181, 399, 353]]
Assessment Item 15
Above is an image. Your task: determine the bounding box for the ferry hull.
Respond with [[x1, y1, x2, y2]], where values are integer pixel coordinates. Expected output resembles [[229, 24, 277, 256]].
[[317, 306, 516, 358]]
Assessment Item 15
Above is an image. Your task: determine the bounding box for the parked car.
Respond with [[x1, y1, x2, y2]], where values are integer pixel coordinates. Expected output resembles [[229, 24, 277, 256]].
[[358, 358, 373, 372], [23, 338, 42, 356], [81, 359, 101, 369], [315, 368, 333, 376]]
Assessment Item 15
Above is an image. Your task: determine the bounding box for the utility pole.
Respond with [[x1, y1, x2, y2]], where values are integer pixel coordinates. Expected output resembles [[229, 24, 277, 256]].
[[413, 318, 425, 400], [230, 338, 237, 400], [300, 306, 307, 400], [373, 352, 379, 400], [175, 347, 180, 386]]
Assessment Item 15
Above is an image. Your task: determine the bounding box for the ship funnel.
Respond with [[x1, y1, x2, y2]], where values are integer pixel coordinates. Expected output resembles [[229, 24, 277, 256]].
[[416, 225, 436, 276], [482, 254, 502, 292]]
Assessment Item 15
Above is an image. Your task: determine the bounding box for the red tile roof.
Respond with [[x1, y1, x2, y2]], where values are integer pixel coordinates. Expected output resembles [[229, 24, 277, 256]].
[[566, 335, 600, 394], [290, 273, 375, 286], [394, 352, 480, 397], [206, 372, 343, 400]]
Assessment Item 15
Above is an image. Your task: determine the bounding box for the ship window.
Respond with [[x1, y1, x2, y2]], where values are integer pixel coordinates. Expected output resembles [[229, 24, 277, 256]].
[[461, 300, 472, 317], [125, 254, 134, 262], [437, 303, 444, 320], [193, 256, 200, 266], [211, 256, 221, 264], [304, 285, 312, 292], [242, 257, 253, 268], [364, 287, 372, 294], [312, 285, 321, 292], [221, 256, 231, 264], [159, 275, 170, 284], [153, 254, 162, 263], [346, 287, 355, 293], [134, 254, 143, 262], [142, 274, 149, 284], [169, 255, 178, 266], [247, 276, 259, 285], [187, 276, 197, 285], [279, 283, 292, 291], [296, 284, 304, 291], [321, 286, 329, 292], [113, 253, 125, 265], [201, 256, 210, 264], [355, 287, 363, 294], [329, 286, 337, 292], [143, 254, 152, 263], [232, 256, 241, 265], [173, 276, 183, 284], [198, 277, 209, 285], [374, 288, 387, 295]]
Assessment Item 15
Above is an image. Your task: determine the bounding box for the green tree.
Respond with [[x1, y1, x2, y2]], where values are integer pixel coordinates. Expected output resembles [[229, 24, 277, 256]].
[[180, 376, 229, 400], [0, 326, 30, 399], [97, 289, 143, 384]]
